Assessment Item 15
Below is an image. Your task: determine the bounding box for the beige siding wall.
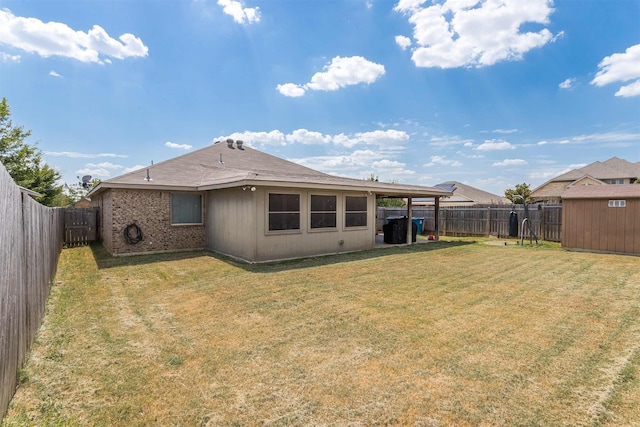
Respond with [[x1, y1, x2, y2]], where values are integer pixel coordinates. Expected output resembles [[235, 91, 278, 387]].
[[98, 189, 206, 255], [206, 187, 257, 261], [206, 187, 376, 262]]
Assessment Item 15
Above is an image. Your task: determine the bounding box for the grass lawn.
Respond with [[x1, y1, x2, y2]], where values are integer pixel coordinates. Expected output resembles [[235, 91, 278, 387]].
[[3, 240, 640, 426]]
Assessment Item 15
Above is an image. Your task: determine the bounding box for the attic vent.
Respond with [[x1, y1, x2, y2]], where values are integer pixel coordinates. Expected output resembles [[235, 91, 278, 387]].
[[237, 140, 244, 150], [226, 138, 235, 149]]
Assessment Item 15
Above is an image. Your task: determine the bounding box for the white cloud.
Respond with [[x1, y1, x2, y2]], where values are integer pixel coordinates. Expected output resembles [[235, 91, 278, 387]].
[[475, 139, 515, 151], [291, 150, 415, 180], [276, 83, 306, 97], [0, 51, 20, 62], [286, 129, 331, 145], [84, 162, 123, 169], [49, 70, 62, 78], [75, 162, 123, 178], [352, 129, 409, 148], [493, 159, 527, 166], [277, 56, 385, 97], [394, 0, 557, 68], [426, 155, 462, 167], [216, 128, 408, 150], [537, 140, 548, 145], [217, 0, 260, 24], [490, 128, 518, 134], [76, 168, 113, 177], [429, 135, 474, 147], [123, 165, 147, 174], [372, 159, 415, 175], [559, 78, 575, 89], [291, 149, 385, 172], [591, 44, 640, 97], [215, 130, 286, 146], [0, 9, 148, 64], [165, 141, 193, 150], [44, 151, 128, 158], [395, 35, 412, 50]]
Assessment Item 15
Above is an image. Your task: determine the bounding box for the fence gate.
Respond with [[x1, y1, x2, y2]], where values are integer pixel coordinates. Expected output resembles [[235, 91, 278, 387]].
[[64, 207, 99, 247]]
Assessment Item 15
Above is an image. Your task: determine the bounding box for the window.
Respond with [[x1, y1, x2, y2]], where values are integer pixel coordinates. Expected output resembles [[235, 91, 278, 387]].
[[171, 193, 202, 224], [608, 200, 627, 208], [269, 193, 300, 231], [607, 179, 625, 184], [310, 195, 337, 229], [345, 196, 367, 227]]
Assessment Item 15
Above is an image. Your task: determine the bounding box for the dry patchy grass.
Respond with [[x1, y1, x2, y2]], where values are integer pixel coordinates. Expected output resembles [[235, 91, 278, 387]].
[[3, 241, 640, 426]]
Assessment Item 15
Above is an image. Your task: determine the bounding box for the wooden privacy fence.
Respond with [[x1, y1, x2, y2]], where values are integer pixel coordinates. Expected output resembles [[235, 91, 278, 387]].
[[64, 207, 99, 247], [377, 205, 562, 242], [0, 164, 64, 420]]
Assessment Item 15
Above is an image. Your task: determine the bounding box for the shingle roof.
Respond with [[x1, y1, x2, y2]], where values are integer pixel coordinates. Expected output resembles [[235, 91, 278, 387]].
[[437, 181, 509, 204], [561, 184, 640, 199], [551, 157, 640, 182], [89, 142, 452, 198]]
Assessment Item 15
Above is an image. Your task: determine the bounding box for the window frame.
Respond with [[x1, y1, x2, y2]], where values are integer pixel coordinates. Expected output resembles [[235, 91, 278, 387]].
[[344, 195, 368, 229], [308, 194, 338, 231], [608, 200, 627, 208], [170, 192, 203, 225], [267, 192, 301, 233]]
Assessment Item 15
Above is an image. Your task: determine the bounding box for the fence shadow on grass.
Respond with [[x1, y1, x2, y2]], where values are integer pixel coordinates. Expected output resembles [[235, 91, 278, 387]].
[[88, 239, 476, 273]]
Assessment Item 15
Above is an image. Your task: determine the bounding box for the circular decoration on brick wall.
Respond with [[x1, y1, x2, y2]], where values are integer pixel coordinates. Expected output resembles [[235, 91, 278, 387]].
[[124, 223, 143, 245]]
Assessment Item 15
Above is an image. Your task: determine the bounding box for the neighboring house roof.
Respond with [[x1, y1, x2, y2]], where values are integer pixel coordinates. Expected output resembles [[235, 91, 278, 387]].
[[413, 181, 508, 205], [531, 157, 640, 201], [89, 142, 452, 199], [18, 186, 41, 199], [562, 184, 640, 199], [534, 157, 640, 189], [566, 175, 606, 187]]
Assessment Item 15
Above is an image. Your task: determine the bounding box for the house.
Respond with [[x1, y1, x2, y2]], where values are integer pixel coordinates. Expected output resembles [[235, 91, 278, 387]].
[[412, 181, 509, 206], [532, 157, 640, 204], [88, 141, 452, 262], [561, 184, 640, 255]]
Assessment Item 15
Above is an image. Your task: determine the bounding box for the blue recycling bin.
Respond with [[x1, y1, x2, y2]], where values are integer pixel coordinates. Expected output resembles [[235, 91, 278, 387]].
[[412, 218, 424, 235]]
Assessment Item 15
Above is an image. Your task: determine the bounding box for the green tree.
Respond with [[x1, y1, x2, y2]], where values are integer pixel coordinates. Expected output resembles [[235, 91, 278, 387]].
[[504, 182, 532, 204], [0, 98, 62, 206], [365, 174, 406, 207]]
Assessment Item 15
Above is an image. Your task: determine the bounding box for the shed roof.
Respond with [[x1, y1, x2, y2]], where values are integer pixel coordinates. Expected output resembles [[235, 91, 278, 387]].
[[89, 142, 452, 198], [561, 184, 640, 199]]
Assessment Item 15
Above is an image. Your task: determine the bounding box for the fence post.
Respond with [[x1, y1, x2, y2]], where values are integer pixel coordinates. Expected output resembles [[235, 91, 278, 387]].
[[485, 207, 491, 237], [434, 197, 440, 240], [540, 205, 546, 241]]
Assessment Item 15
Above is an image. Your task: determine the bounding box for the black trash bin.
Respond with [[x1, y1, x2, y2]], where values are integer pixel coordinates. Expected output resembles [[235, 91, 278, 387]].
[[383, 217, 417, 244]]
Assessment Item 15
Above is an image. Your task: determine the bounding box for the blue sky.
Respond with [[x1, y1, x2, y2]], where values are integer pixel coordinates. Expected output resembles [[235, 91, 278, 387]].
[[1, 0, 639, 196]]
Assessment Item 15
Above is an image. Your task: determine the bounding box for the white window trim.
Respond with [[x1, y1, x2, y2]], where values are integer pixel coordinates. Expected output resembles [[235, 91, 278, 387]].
[[608, 200, 627, 208]]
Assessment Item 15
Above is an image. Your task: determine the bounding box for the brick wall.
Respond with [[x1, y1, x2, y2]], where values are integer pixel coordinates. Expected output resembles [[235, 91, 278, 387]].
[[98, 189, 205, 255]]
